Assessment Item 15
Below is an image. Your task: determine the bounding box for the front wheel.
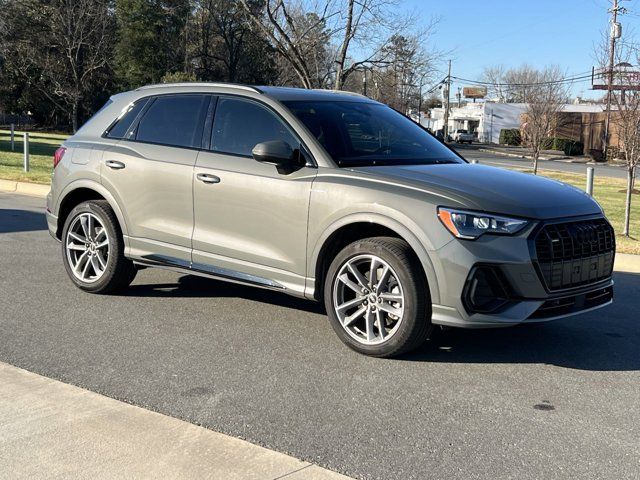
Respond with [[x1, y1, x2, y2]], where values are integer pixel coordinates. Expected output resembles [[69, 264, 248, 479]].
[[324, 237, 433, 358], [61, 200, 137, 293]]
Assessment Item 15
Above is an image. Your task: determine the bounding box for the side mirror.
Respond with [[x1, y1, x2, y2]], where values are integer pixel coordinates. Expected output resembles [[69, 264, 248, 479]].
[[252, 140, 300, 174]]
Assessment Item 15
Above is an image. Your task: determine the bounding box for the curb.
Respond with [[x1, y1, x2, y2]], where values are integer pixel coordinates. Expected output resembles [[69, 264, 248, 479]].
[[476, 148, 569, 162], [0, 362, 352, 480], [0, 179, 49, 197], [614, 253, 640, 273]]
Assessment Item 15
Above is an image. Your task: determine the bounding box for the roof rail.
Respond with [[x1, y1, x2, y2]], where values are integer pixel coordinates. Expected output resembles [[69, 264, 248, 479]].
[[311, 88, 367, 98], [135, 82, 263, 93]]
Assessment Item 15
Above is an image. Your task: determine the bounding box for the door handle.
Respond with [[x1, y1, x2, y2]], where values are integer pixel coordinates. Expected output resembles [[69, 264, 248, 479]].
[[196, 173, 221, 184], [105, 160, 126, 170]]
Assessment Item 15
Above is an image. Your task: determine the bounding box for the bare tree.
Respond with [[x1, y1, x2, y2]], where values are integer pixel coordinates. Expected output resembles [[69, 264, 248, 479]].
[[520, 66, 568, 175], [372, 33, 435, 112], [481, 65, 506, 102], [594, 28, 639, 237], [239, 0, 431, 90], [480, 64, 542, 103], [613, 88, 640, 236], [1, 0, 113, 131]]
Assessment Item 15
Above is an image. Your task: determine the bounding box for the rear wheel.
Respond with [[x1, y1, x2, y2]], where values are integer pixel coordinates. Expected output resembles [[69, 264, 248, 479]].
[[324, 237, 432, 358], [61, 200, 136, 293]]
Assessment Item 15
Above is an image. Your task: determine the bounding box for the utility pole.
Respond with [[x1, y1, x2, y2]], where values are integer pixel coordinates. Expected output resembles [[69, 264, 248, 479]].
[[603, 0, 625, 160], [443, 59, 452, 140]]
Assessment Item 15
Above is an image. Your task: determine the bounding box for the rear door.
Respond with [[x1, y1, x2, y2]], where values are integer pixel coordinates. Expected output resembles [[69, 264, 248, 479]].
[[192, 96, 316, 293], [101, 94, 211, 264]]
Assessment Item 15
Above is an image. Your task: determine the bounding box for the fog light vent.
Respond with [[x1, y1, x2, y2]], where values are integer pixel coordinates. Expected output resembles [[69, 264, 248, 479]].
[[463, 266, 511, 314]]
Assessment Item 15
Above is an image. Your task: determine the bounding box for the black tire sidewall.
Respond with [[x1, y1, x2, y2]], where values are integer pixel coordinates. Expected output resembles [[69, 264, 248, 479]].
[[324, 238, 431, 357]]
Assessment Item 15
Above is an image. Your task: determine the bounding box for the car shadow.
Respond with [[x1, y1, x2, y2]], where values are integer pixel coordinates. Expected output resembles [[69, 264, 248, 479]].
[[402, 271, 640, 372], [121, 274, 325, 315], [123, 270, 638, 372], [0, 209, 47, 233]]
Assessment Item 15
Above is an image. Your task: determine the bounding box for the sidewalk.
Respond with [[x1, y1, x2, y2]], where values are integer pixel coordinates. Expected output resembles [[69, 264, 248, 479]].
[[615, 253, 640, 273], [0, 178, 49, 197], [474, 145, 593, 163], [0, 362, 351, 480]]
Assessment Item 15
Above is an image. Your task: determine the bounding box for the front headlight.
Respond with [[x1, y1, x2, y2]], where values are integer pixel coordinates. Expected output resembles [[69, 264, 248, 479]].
[[437, 207, 529, 240]]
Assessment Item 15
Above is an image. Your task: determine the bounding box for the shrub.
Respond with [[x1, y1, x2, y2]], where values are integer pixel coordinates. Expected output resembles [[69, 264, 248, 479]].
[[541, 137, 581, 153], [499, 129, 521, 145], [563, 141, 584, 156], [541, 137, 555, 150]]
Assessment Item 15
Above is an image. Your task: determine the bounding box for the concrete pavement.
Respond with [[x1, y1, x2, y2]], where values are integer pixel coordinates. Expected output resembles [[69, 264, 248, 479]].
[[0, 179, 50, 197], [2, 192, 640, 480], [0, 361, 350, 480]]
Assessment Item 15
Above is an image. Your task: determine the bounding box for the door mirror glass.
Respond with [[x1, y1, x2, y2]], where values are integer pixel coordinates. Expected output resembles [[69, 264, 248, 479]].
[[252, 140, 299, 174]]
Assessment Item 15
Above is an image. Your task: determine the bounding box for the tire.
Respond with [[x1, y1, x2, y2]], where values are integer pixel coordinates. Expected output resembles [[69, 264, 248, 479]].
[[324, 237, 433, 358], [61, 200, 137, 293]]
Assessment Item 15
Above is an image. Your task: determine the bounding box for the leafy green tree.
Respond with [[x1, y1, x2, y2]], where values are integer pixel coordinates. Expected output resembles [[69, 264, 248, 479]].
[[114, 0, 190, 88], [190, 0, 276, 84]]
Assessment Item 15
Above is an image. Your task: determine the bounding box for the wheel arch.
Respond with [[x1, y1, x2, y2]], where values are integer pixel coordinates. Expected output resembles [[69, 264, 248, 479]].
[[309, 213, 440, 304], [55, 180, 129, 240]]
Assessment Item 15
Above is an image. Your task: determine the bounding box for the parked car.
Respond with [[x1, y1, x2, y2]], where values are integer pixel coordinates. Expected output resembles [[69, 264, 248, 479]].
[[452, 129, 474, 144], [47, 83, 615, 358]]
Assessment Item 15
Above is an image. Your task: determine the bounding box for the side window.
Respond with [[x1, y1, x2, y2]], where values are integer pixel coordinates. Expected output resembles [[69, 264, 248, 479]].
[[211, 97, 298, 157], [135, 95, 209, 149], [106, 99, 147, 139]]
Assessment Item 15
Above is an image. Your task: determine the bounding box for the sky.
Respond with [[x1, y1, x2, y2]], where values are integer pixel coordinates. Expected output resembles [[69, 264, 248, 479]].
[[404, 0, 640, 100]]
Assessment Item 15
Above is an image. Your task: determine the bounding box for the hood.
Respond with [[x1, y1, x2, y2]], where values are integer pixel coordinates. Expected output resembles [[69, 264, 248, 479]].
[[351, 163, 602, 219]]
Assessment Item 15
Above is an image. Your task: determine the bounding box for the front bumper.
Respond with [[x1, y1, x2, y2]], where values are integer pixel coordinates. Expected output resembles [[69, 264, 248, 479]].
[[429, 217, 615, 328]]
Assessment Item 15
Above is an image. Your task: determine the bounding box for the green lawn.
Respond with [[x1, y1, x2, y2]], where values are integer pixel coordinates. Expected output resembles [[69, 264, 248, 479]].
[[529, 170, 639, 255], [0, 129, 66, 184], [0, 130, 638, 253]]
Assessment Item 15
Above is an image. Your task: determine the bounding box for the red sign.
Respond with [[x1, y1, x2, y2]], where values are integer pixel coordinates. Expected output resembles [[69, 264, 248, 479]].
[[592, 66, 640, 91]]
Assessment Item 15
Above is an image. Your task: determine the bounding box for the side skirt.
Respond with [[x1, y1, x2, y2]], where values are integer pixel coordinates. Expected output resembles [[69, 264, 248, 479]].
[[133, 254, 289, 293]]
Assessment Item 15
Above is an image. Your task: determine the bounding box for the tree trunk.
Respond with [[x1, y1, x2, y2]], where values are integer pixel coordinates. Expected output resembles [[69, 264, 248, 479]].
[[532, 150, 539, 175], [334, 0, 354, 90], [71, 98, 79, 133], [623, 168, 633, 236]]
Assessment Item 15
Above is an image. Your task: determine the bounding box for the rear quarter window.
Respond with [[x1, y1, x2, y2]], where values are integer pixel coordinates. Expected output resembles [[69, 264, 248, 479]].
[[106, 100, 148, 139]]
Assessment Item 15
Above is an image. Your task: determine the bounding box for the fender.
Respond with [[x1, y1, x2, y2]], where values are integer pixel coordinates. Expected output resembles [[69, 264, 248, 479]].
[[308, 211, 441, 304], [56, 179, 130, 239]]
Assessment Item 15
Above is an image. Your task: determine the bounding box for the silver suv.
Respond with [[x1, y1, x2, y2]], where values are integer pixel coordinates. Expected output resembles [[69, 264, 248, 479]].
[[47, 83, 615, 357]]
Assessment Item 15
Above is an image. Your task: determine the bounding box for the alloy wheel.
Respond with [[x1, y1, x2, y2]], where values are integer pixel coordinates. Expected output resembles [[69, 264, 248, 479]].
[[65, 212, 110, 283], [332, 254, 405, 345]]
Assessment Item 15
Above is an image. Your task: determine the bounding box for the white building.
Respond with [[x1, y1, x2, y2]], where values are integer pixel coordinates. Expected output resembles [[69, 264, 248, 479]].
[[429, 102, 604, 143]]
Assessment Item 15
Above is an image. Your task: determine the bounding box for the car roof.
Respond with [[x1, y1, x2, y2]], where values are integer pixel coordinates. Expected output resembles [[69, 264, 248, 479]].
[[134, 82, 376, 104], [258, 86, 375, 103]]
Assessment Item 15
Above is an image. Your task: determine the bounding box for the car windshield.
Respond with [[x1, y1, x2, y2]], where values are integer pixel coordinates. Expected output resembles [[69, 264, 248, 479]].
[[457, 129, 468, 133], [283, 100, 463, 167]]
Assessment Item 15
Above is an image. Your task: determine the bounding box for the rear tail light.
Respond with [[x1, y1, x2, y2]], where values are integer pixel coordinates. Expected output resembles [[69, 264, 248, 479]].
[[53, 147, 66, 169]]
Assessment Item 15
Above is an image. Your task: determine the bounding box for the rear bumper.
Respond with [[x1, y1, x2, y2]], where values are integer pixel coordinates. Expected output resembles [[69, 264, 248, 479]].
[[46, 210, 59, 241]]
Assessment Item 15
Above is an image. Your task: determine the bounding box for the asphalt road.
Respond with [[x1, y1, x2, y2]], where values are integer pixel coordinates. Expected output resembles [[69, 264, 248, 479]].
[[454, 145, 631, 179], [1, 192, 639, 480]]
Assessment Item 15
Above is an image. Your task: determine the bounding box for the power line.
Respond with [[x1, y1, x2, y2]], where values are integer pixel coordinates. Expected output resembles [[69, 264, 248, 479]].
[[450, 72, 599, 88]]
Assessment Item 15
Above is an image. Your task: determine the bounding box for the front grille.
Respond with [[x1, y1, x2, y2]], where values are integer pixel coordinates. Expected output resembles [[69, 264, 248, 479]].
[[534, 218, 615, 291]]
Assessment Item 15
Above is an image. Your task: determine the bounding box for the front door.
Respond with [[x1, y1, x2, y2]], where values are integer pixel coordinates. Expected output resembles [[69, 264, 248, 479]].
[[192, 96, 316, 294]]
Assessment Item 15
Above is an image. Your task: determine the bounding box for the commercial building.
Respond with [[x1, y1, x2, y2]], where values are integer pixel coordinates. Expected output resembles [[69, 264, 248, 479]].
[[429, 102, 604, 144]]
